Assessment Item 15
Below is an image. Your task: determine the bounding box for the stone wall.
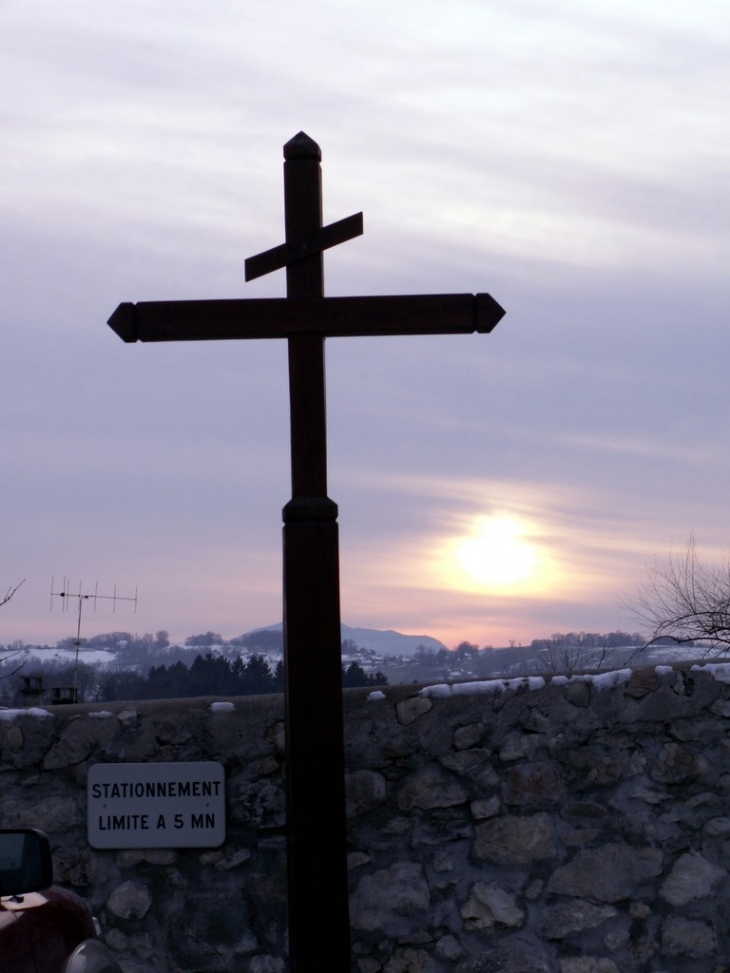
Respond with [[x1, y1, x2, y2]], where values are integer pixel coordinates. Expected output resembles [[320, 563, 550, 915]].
[[2, 662, 730, 973]]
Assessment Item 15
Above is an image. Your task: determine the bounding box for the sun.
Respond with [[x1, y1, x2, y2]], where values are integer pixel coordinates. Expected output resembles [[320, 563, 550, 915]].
[[452, 515, 539, 590]]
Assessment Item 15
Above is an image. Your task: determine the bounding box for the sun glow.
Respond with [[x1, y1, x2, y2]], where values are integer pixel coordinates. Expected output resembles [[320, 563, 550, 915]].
[[447, 514, 546, 593]]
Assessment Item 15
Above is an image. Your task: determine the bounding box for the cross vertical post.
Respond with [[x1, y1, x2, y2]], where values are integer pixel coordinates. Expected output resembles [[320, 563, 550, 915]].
[[280, 133, 350, 973]]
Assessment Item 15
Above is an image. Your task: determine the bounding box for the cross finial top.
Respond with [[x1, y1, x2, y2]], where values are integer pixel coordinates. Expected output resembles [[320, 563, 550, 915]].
[[284, 131, 321, 161]]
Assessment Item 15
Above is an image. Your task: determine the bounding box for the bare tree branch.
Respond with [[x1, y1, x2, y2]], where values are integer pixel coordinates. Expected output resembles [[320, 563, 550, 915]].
[[1, 579, 25, 608], [632, 535, 730, 654], [0, 658, 26, 680], [0, 581, 27, 682]]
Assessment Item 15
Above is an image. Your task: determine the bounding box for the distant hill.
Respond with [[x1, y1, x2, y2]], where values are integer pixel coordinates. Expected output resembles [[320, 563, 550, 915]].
[[239, 623, 447, 657]]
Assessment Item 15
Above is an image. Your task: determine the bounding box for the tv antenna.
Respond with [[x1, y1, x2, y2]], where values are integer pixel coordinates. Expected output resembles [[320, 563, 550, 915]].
[[50, 578, 138, 702]]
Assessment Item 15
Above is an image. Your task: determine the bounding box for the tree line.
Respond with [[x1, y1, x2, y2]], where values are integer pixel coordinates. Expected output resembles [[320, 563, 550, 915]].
[[107, 653, 386, 701], [0, 651, 387, 706]]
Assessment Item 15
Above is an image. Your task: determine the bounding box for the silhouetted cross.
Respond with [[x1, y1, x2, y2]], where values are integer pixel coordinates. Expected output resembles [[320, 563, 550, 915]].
[[107, 131, 505, 973]]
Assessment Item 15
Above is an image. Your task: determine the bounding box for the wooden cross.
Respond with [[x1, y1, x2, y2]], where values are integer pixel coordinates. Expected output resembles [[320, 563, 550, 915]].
[[107, 131, 505, 973]]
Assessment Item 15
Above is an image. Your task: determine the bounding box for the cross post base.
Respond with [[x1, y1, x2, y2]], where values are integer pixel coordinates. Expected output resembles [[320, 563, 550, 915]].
[[282, 495, 350, 973]]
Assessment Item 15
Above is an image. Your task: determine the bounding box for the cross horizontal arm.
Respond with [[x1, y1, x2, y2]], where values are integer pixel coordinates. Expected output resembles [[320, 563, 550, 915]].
[[107, 293, 505, 343], [245, 212, 364, 282]]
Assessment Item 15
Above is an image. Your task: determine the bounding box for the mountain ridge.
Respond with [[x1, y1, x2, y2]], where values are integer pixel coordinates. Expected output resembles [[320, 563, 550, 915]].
[[243, 622, 447, 657]]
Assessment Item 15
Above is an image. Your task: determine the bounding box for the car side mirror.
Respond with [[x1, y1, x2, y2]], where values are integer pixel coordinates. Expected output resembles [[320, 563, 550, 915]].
[[0, 829, 53, 896]]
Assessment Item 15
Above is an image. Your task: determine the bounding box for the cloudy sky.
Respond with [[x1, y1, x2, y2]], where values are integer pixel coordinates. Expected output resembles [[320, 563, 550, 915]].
[[1, 0, 728, 651]]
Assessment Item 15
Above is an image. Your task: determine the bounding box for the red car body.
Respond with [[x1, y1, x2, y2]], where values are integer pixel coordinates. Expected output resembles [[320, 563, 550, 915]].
[[0, 830, 123, 973]]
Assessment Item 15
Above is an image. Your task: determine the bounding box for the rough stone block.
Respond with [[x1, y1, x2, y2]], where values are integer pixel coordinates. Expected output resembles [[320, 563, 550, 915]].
[[548, 843, 663, 903], [473, 813, 557, 864], [660, 851, 725, 906]]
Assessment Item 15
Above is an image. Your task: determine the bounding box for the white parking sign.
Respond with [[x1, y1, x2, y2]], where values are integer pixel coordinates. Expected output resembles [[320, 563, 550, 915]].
[[88, 762, 225, 849]]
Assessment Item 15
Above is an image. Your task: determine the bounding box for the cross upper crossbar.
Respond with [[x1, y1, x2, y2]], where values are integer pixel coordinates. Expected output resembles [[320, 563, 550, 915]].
[[244, 211, 364, 281]]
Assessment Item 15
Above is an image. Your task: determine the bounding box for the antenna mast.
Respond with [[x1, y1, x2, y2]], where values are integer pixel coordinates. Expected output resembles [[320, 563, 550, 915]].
[[50, 578, 138, 702]]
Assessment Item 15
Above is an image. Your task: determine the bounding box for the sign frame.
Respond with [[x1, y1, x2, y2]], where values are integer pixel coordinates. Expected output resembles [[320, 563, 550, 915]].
[[87, 761, 226, 849]]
